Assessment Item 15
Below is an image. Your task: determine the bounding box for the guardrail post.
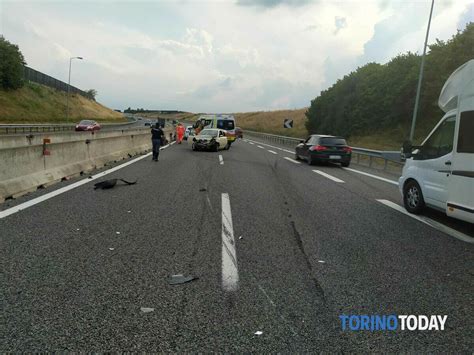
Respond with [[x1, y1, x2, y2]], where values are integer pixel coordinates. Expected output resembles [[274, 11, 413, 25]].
[[384, 159, 388, 171], [369, 156, 373, 168]]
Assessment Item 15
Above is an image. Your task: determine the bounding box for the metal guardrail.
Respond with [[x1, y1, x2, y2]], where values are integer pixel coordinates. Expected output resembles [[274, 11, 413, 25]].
[[0, 124, 75, 135], [244, 130, 404, 170], [0, 117, 142, 135]]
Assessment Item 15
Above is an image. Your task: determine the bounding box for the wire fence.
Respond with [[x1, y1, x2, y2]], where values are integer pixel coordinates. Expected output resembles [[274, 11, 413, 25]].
[[23, 66, 87, 97]]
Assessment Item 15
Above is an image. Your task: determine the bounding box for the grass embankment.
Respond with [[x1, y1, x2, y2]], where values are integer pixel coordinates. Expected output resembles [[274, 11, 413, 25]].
[[232, 108, 434, 150], [0, 82, 125, 124]]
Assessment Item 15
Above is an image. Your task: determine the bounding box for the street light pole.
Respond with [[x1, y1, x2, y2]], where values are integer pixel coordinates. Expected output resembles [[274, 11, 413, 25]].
[[409, 0, 435, 142], [66, 56, 83, 122]]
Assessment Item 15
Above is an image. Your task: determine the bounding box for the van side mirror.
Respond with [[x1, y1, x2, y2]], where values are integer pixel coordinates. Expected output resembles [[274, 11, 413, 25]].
[[402, 140, 413, 158], [299, 140, 305, 144]]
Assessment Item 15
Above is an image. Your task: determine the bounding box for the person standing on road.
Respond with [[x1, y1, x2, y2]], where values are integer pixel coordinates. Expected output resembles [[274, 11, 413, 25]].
[[151, 123, 164, 161], [176, 123, 185, 144]]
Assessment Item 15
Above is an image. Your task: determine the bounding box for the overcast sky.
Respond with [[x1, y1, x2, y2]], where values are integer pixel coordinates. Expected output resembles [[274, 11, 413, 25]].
[[1, 0, 472, 112]]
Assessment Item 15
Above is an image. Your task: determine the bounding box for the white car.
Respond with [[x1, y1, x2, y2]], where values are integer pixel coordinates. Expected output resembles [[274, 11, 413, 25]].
[[191, 128, 228, 151], [399, 60, 474, 223], [184, 125, 193, 140]]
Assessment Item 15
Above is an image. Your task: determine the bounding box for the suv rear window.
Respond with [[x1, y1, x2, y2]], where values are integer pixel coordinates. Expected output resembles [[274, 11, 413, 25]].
[[457, 111, 474, 153], [217, 120, 235, 130], [320, 137, 347, 145]]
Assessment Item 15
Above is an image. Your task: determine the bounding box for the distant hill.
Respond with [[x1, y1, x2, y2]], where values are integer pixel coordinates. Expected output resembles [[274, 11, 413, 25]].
[[232, 108, 405, 150], [233, 109, 308, 138], [0, 82, 125, 124]]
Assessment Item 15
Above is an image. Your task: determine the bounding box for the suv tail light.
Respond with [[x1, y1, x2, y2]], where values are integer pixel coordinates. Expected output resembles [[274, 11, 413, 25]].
[[310, 145, 328, 151], [343, 146, 352, 153]]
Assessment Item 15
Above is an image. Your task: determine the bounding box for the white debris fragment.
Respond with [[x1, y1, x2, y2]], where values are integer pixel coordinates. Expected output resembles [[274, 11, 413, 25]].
[[254, 331, 263, 336], [238, 235, 243, 240], [109, 248, 114, 251], [318, 260, 325, 263], [76, 228, 80, 231], [116, 231, 121, 235], [140, 307, 155, 313], [127, 210, 132, 213]]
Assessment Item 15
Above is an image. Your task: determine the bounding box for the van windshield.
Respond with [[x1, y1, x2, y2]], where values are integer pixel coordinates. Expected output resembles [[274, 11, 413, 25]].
[[217, 120, 235, 130]]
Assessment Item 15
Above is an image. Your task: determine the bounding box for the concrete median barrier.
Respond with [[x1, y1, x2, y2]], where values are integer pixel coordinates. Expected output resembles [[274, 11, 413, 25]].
[[0, 128, 171, 202]]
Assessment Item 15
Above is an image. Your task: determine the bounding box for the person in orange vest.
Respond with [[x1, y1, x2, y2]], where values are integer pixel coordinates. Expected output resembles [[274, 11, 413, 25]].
[[176, 123, 185, 144]]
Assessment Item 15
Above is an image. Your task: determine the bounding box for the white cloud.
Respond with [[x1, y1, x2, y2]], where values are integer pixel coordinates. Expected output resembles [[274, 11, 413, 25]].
[[1, 0, 472, 112]]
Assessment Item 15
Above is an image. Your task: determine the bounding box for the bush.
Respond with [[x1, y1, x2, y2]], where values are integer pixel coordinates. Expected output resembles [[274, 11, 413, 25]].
[[0, 36, 26, 90], [85, 89, 97, 101]]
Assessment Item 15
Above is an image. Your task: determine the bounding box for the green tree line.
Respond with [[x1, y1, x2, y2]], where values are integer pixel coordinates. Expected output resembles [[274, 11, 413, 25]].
[[0, 36, 26, 90], [305, 22, 474, 141]]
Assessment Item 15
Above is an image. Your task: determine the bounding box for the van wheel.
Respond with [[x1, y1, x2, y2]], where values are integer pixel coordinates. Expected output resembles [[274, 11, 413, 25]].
[[192, 143, 197, 151], [214, 143, 219, 152], [295, 154, 300, 160], [225, 142, 231, 150], [403, 180, 425, 214], [308, 155, 315, 166]]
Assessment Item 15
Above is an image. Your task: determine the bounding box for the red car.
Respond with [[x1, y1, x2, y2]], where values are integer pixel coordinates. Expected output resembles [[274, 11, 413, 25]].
[[75, 120, 101, 131]]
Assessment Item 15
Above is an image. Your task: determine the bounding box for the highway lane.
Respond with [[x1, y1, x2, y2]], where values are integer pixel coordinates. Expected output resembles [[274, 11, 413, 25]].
[[1, 138, 473, 352], [243, 137, 474, 238]]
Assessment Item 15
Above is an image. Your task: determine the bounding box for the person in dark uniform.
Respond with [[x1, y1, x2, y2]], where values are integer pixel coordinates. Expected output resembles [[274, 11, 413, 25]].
[[151, 123, 164, 161]]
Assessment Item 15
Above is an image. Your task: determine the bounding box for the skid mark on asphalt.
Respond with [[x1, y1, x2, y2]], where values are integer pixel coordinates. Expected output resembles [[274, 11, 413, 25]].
[[222, 193, 239, 291], [290, 221, 326, 302]]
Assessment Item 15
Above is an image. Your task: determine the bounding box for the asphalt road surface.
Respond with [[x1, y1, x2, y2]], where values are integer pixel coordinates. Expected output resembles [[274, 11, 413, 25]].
[[1, 137, 473, 352]]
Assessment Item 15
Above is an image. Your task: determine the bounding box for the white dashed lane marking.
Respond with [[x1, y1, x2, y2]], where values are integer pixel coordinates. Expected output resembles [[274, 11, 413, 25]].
[[312, 170, 345, 183], [283, 157, 301, 164], [221, 193, 239, 291], [343, 167, 398, 186]]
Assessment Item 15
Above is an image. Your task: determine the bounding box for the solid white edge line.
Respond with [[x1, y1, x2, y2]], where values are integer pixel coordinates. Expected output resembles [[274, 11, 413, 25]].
[[221, 193, 239, 291], [219, 154, 224, 165], [267, 150, 277, 154], [377, 199, 474, 244], [257, 145, 264, 149], [0, 144, 175, 220], [312, 169, 345, 183], [283, 157, 301, 164], [343, 167, 398, 186]]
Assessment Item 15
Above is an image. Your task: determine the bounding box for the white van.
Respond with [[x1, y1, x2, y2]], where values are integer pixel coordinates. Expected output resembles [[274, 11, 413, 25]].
[[399, 60, 474, 223]]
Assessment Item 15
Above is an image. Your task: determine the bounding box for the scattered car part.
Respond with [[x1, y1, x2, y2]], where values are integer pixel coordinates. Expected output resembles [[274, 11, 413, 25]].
[[168, 274, 198, 285], [94, 178, 137, 190]]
